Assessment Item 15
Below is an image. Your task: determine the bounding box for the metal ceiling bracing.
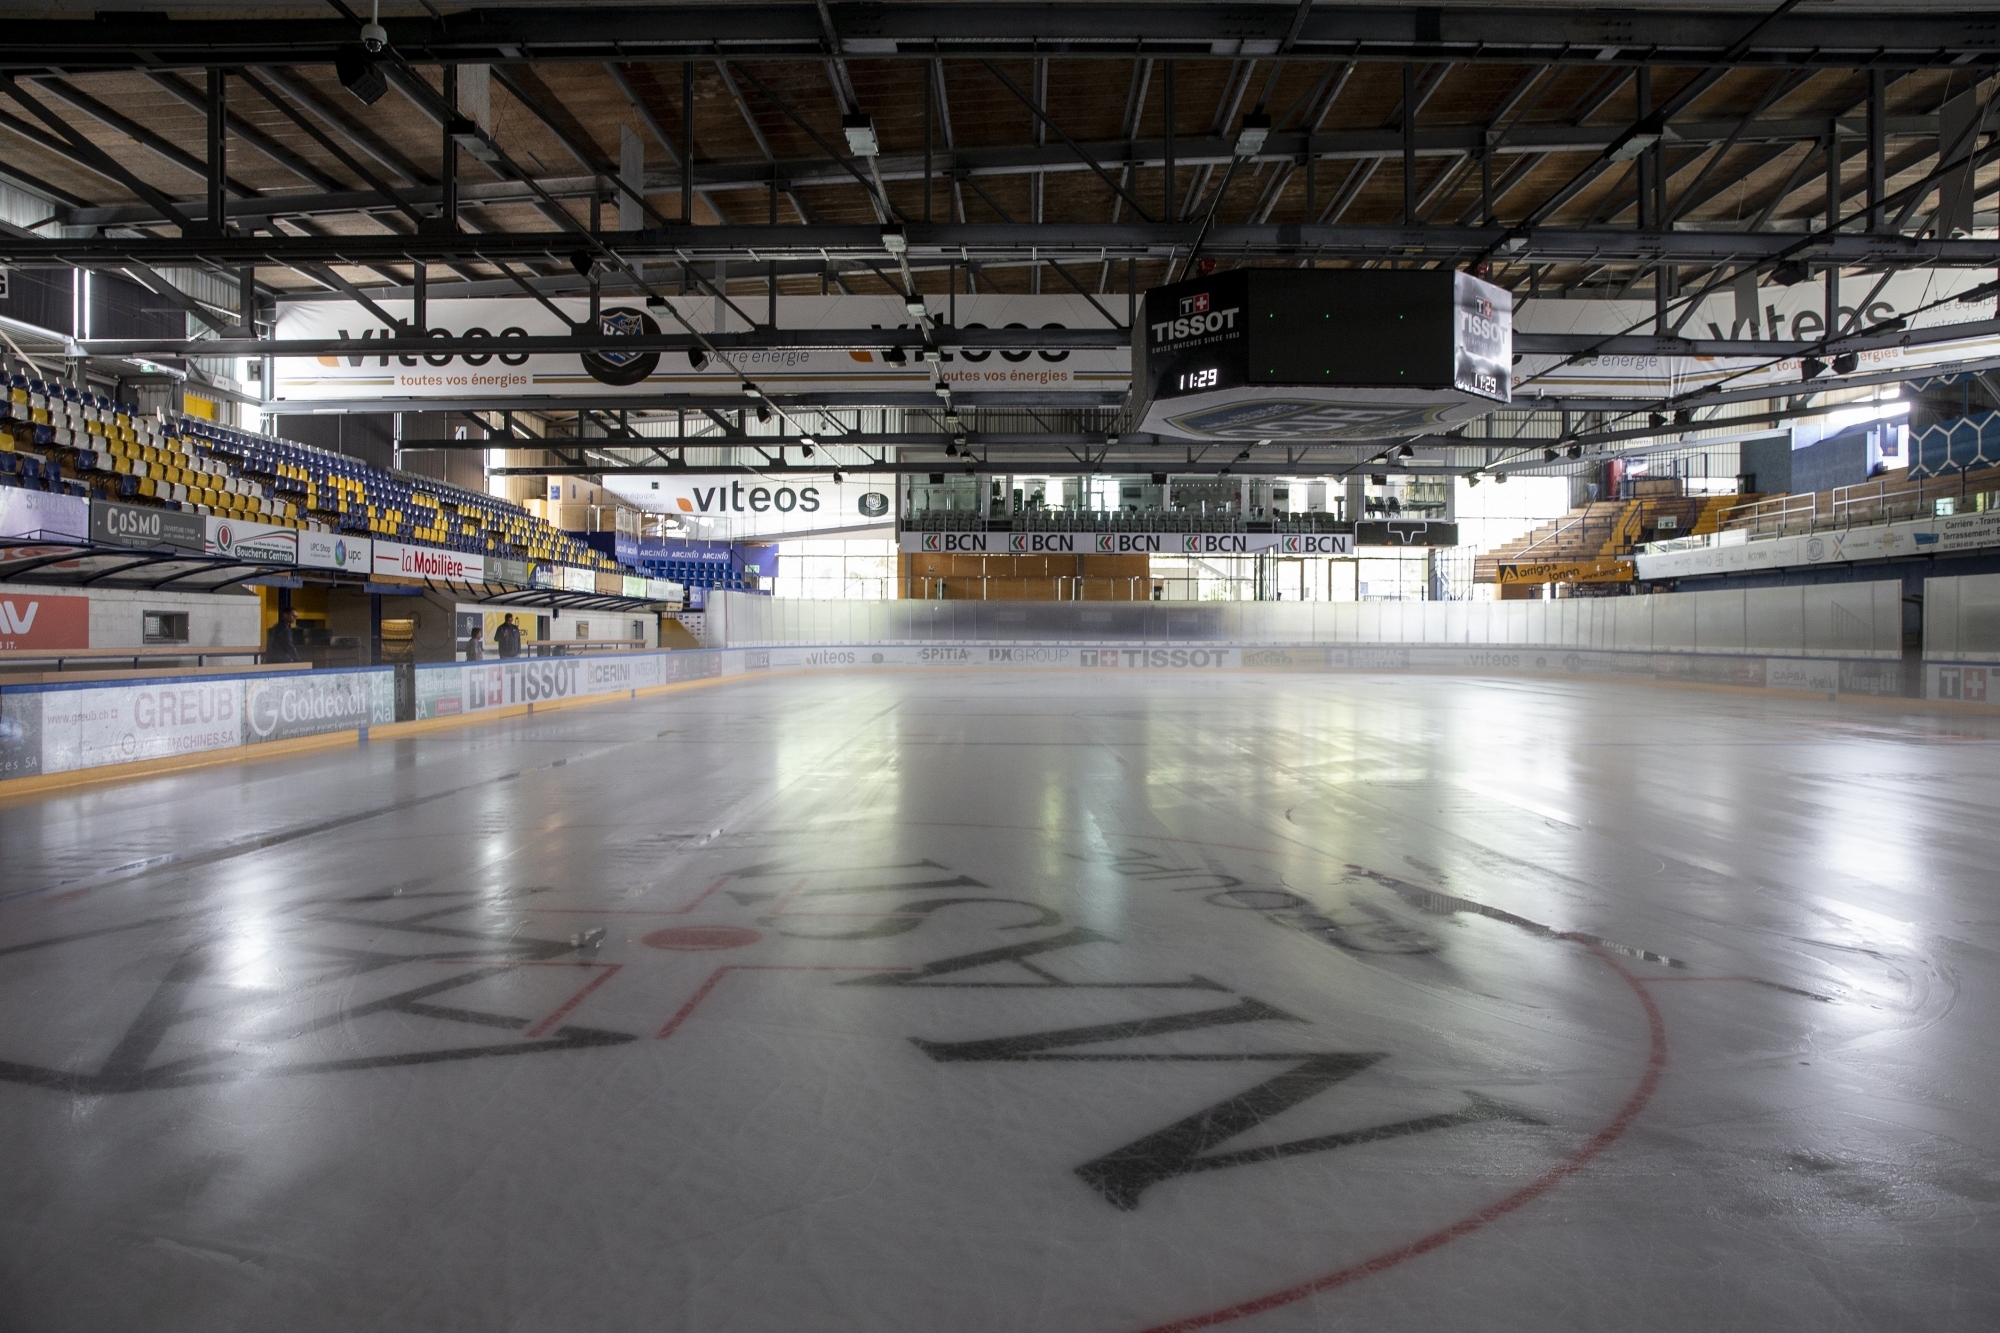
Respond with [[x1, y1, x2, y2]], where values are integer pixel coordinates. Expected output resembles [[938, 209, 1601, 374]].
[[0, 1, 1996, 480]]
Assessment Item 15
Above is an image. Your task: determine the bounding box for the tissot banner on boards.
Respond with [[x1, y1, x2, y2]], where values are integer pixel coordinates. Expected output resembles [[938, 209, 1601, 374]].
[[604, 472, 895, 539], [273, 295, 1131, 402]]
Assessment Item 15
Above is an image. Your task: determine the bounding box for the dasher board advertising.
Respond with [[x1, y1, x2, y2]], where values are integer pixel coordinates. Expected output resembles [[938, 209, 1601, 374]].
[[0, 589, 88, 650], [299, 530, 372, 573], [0, 489, 87, 543], [900, 531, 1354, 555], [373, 541, 485, 583], [91, 500, 204, 552], [206, 517, 299, 564], [273, 294, 1129, 402]]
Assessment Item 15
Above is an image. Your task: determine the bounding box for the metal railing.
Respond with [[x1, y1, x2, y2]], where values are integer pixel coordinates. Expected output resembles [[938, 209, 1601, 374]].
[[903, 510, 1356, 535], [1720, 466, 2000, 538]]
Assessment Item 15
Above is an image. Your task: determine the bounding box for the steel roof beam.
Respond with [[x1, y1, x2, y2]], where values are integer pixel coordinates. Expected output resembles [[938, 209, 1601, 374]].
[[9, 6, 1998, 71], [15, 223, 2000, 268]]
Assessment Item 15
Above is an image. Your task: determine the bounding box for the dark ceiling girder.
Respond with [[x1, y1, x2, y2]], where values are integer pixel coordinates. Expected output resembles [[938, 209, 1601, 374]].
[[13, 223, 2000, 268], [4, 6, 1997, 70], [43, 114, 1960, 232]]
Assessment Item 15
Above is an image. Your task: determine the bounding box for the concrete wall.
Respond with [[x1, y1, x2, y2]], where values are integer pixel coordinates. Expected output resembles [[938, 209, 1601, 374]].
[[82, 587, 261, 649]]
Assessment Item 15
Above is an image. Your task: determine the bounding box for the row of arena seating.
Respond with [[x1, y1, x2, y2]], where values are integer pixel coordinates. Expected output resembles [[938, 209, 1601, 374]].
[[0, 374, 617, 571]]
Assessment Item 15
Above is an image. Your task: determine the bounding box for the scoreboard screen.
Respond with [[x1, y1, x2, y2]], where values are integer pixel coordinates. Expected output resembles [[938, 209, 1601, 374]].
[[1131, 269, 1512, 442]]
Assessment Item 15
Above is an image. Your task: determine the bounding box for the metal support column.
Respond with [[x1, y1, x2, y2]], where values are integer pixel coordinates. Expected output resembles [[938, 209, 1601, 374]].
[[205, 68, 227, 236]]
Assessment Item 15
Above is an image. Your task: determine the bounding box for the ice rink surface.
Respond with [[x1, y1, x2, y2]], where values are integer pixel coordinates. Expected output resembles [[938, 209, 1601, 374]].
[[3, 669, 1999, 1332]]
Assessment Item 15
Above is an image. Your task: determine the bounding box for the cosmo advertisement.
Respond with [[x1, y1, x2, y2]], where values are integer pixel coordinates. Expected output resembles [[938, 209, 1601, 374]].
[[273, 294, 1131, 402]]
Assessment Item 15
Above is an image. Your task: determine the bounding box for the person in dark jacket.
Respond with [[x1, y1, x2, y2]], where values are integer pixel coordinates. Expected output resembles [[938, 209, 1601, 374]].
[[494, 613, 523, 659], [265, 608, 302, 664]]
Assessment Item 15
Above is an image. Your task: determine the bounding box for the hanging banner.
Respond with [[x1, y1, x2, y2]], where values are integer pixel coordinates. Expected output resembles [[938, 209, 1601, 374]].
[[1513, 268, 1999, 400], [898, 531, 1355, 555], [605, 472, 895, 540], [272, 295, 1132, 402]]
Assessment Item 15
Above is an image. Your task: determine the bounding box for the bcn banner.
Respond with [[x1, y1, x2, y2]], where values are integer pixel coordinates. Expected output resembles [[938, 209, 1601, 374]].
[[900, 532, 1355, 555]]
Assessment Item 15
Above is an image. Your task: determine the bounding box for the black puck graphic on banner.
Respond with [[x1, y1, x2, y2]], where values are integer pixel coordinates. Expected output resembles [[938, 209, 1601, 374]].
[[581, 306, 662, 386]]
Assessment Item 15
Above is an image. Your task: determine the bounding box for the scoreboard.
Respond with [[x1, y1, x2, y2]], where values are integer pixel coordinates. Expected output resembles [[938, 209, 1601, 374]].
[[1131, 269, 1512, 442]]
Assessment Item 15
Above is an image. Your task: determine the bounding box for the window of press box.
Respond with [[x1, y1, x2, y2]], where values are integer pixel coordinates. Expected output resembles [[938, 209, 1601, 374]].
[[142, 611, 189, 644]]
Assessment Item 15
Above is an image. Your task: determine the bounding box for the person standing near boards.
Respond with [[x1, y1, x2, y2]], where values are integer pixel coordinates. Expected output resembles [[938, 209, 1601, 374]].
[[495, 613, 523, 659], [265, 608, 302, 664], [463, 617, 484, 661]]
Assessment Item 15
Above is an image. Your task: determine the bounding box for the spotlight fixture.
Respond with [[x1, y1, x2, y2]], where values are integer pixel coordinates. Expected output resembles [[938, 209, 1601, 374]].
[[929, 473, 945, 484], [1566, 445, 1583, 459], [1770, 262, 1810, 287], [1370, 473, 1388, 486], [1466, 474, 1481, 487], [756, 404, 771, 423], [1495, 473, 1508, 484], [882, 226, 908, 255], [1832, 352, 1859, 374], [1676, 408, 1695, 424], [1106, 434, 1120, 447], [741, 383, 760, 398], [1544, 448, 1560, 461], [1237, 448, 1253, 461], [336, 46, 387, 105], [800, 440, 815, 456], [934, 385, 951, 399], [687, 348, 708, 371], [1234, 112, 1272, 158], [944, 413, 961, 430], [1800, 357, 1828, 380], [832, 470, 844, 482], [904, 298, 927, 319], [568, 251, 597, 278], [953, 434, 967, 448], [1648, 412, 1667, 428], [1396, 444, 1415, 459], [944, 442, 959, 457], [843, 114, 880, 158]]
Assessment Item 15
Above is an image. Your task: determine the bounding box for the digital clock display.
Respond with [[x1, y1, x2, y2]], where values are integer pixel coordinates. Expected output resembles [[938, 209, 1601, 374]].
[[1177, 367, 1220, 391]]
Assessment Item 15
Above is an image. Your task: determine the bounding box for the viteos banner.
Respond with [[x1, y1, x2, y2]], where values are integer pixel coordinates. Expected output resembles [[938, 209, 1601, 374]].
[[899, 531, 1354, 555], [274, 294, 1131, 402], [607, 472, 896, 540]]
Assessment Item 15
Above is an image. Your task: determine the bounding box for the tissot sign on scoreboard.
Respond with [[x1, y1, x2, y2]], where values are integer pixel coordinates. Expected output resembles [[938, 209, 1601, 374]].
[[1131, 270, 1511, 442]]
